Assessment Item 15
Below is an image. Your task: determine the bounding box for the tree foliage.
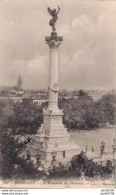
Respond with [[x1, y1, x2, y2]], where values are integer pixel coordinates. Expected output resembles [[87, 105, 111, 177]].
[[0, 100, 44, 179], [48, 152, 113, 179], [8, 102, 44, 135], [59, 93, 116, 130]]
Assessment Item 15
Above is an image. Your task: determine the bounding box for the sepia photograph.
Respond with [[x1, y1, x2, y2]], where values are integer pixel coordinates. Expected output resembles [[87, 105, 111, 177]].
[[0, 0, 115, 189]]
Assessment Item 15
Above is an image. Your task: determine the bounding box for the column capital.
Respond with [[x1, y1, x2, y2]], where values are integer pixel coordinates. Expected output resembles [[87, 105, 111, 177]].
[[45, 32, 63, 48]]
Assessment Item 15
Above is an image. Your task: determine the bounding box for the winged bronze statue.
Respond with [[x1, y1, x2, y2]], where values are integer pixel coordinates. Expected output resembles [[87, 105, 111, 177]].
[[47, 6, 60, 31]]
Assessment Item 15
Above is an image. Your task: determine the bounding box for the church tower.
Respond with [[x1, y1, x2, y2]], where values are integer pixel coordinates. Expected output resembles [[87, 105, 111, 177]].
[[17, 74, 22, 91]]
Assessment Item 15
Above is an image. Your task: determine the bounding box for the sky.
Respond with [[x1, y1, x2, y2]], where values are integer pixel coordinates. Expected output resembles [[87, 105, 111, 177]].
[[0, 0, 116, 90]]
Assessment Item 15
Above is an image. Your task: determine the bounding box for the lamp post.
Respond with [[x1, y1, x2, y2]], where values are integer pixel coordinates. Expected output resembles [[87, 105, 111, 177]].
[[100, 141, 105, 166]]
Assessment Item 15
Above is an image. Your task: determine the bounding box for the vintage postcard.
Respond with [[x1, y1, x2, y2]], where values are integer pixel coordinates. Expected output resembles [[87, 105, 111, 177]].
[[0, 0, 115, 189]]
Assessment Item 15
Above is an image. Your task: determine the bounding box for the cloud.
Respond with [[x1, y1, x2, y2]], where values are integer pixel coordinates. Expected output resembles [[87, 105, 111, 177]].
[[98, 12, 116, 33], [0, 0, 115, 90], [72, 15, 90, 28], [58, 24, 70, 35], [24, 53, 49, 89]]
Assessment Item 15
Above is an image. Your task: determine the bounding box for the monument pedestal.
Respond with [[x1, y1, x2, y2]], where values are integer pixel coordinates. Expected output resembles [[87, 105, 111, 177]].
[[24, 32, 81, 169]]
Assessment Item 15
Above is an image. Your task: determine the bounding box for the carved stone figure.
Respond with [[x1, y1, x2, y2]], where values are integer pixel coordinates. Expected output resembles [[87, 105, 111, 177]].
[[47, 6, 60, 31]]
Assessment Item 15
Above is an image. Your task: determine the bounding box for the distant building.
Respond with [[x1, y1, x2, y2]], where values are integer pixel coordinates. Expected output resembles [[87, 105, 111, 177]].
[[0, 74, 23, 92], [33, 99, 48, 106], [10, 95, 23, 103], [0, 75, 24, 103], [87, 90, 109, 101], [0, 95, 22, 103], [0, 86, 17, 91], [17, 74, 22, 91], [22, 98, 33, 105]]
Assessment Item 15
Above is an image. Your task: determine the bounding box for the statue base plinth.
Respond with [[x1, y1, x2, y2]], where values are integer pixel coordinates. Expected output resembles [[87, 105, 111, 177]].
[[21, 107, 81, 170]]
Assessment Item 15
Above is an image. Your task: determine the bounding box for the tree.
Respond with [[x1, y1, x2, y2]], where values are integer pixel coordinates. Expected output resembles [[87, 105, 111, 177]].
[[0, 100, 44, 179], [78, 90, 88, 97], [58, 93, 116, 130], [98, 93, 116, 125], [8, 102, 43, 135]]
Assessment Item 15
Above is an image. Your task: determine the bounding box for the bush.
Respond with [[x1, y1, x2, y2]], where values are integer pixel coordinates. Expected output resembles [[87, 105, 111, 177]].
[[48, 153, 114, 180]]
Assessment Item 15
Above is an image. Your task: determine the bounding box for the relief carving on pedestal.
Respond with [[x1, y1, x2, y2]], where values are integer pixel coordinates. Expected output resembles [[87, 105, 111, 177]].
[[30, 138, 34, 145], [49, 40, 61, 48], [38, 142, 43, 150], [50, 115, 62, 120], [42, 141, 48, 149], [43, 108, 52, 115], [43, 108, 46, 114], [49, 83, 59, 93], [38, 140, 48, 150], [38, 126, 46, 135], [52, 151, 57, 159]]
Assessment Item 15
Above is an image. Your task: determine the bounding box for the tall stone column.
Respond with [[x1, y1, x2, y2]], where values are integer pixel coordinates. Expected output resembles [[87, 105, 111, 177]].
[[45, 33, 63, 110], [24, 8, 81, 170]]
